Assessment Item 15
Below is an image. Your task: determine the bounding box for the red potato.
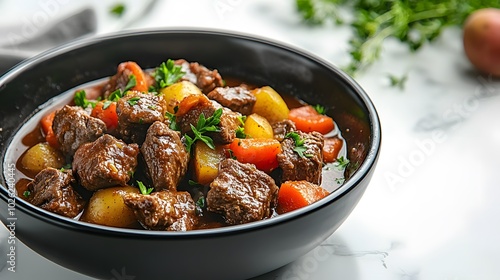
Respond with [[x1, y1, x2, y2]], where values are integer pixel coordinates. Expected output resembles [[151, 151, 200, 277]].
[[463, 8, 500, 77]]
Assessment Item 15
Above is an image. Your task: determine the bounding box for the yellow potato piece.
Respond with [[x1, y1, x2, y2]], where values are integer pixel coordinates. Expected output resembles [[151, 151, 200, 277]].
[[21, 143, 64, 174], [251, 86, 289, 124], [159, 80, 203, 114], [194, 142, 226, 185], [244, 113, 274, 139], [81, 186, 140, 228]]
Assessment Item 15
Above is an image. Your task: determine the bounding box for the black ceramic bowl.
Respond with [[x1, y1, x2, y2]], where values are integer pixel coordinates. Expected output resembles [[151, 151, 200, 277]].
[[0, 29, 380, 280]]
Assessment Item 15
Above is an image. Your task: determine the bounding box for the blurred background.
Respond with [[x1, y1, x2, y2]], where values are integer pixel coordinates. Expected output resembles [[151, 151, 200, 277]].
[[1, 0, 500, 279]]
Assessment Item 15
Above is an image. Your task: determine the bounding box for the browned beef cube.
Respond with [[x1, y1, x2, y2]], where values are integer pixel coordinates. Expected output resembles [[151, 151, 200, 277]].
[[207, 159, 278, 225], [272, 119, 297, 142], [52, 105, 107, 157], [116, 91, 166, 144], [141, 121, 189, 191], [72, 134, 139, 191], [122, 191, 197, 231], [26, 168, 85, 218], [207, 86, 256, 115], [277, 131, 324, 185], [177, 99, 241, 144], [176, 59, 224, 94]]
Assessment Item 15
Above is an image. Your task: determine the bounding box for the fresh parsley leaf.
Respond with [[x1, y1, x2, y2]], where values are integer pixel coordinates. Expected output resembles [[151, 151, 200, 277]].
[[102, 101, 113, 110], [388, 73, 408, 90], [60, 163, 72, 172], [137, 181, 153, 195], [23, 190, 31, 198], [334, 177, 345, 184], [184, 108, 223, 152], [127, 97, 141, 106], [108, 89, 124, 102], [110, 3, 125, 17], [313, 104, 326, 115], [165, 111, 180, 131], [335, 156, 350, 170], [74, 90, 97, 109], [285, 131, 313, 158], [235, 126, 246, 139], [154, 59, 185, 90], [124, 74, 137, 92], [196, 196, 206, 208]]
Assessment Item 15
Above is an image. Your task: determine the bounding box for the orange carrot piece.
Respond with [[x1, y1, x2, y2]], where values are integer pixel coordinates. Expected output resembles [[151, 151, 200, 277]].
[[91, 101, 118, 130], [229, 138, 282, 172], [40, 111, 59, 148], [118, 61, 148, 92], [277, 181, 330, 214], [323, 137, 343, 163], [288, 105, 335, 134], [175, 94, 210, 116]]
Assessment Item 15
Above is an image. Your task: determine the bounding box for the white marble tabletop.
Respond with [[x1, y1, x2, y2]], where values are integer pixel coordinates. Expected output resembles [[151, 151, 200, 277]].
[[1, 0, 500, 279]]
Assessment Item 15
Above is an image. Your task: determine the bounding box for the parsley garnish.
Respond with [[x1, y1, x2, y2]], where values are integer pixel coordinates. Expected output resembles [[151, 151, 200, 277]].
[[313, 104, 326, 115], [285, 131, 313, 158], [335, 156, 350, 170], [334, 178, 345, 184], [153, 59, 185, 90], [235, 126, 246, 139], [102, 101, 113, 110], [108, 89, 124, 102], [137, 181, 153, 195], [23, 190, 31, 198], [60, 163, 72, 172], [388, 73, 408, 90], [165, 111, 180, 131], [124, 74, 137, 92], [184, 108, 223, 153], [74, 90, 97, 109], [127, 97, 141, 106], [110, 4, 125, 17]]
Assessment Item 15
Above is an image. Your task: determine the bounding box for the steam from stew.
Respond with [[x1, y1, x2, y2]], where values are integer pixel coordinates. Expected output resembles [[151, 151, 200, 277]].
[[9, 59, 348, 231]]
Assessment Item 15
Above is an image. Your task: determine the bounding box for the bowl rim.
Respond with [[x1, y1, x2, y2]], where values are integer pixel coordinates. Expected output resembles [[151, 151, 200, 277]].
[[0, 27, 381, 237]]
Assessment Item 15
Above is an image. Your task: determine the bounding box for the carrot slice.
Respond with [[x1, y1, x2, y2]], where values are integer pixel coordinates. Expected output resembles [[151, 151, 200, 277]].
[[229, 138, 281, 172], [91, 101, 118, 130], [288, 105, 335, 134], [323, 137, 343, 163], [277, 181, 330, 214], [40, 111, 59, 148]]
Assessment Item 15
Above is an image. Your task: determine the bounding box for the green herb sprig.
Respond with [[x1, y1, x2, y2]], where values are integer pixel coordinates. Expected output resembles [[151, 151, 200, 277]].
[[153, 59, 185, 90], [285, 131, 313, 158], [137, 181, 154, 195], [184, 108, 223, 152], [74, 90, 97, 109], [296, 0, 500, 76]]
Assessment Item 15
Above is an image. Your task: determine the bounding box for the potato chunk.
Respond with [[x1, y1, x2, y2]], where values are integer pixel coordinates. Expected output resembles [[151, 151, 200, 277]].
[[244, 113, 274, 139], [159, 81, 203, 114], [251, 86, 289, 124], [81, 185, 140, 228], [21, 143, 64, 174], [194, 142, 226, 185]]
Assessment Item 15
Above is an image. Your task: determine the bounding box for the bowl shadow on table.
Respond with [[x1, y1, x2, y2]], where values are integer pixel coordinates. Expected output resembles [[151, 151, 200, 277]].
[[252, 235, 361, 280]]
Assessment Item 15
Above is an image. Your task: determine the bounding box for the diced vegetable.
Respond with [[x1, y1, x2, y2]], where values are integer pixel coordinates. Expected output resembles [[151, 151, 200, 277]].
[[229, 138, 281, 172], [194, 142, 227, 185], [21, 143, 64, 174], [175, 92, 210, 116], [323, 137, 343, 163], [40, 111, 59, 148], [81, 185, 140, 228], [277, 180, 330, 214], [159, 81, 203, 114], [244, 113, 274, 139], [119, 61, 148, 92], [91, 101, 118, 130], [288, 105, 335, 134], [251, 86, 289, 124]]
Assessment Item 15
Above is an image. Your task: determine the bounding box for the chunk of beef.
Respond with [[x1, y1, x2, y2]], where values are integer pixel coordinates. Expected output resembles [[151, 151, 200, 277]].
[[272, 119, 297, 142], [116, 91, 166, 144], [207, 86, 256, 115], [277, 131, 324, 185], [101, 61, 147, 98], [207, 159, 278, 225], [177, 98, 241, 144], [52, 105, 107, 157], [141, 121, 189, 191], [73, 134, 139, 191], [176, 59, 224, 94], [26, 168, 85, 218], [122, 191, 197, 231]]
